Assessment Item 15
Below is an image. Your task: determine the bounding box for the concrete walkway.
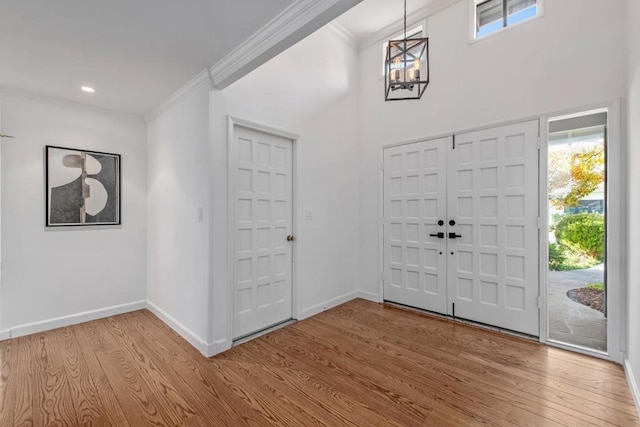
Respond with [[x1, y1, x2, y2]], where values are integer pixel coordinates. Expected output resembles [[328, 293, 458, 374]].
[[548, 264, 606, 351]]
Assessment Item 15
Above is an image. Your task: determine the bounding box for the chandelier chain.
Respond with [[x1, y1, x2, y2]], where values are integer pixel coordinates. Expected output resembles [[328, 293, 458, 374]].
[[404, 0, 407, 39]]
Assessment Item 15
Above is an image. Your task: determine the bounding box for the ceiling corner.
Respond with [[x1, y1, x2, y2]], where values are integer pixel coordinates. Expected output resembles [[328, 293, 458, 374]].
[[209, 0, 363, 89]]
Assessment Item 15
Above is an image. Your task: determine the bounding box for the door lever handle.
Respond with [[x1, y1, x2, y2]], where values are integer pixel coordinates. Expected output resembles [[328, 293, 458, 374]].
[[429, 232, 445, 239], [448, 232, 462, 239], [286, 235, 295, 242]]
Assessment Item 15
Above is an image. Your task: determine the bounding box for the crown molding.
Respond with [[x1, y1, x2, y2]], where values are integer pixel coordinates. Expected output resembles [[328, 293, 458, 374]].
[[325, 21, 359, 50], [145, 69, 212, 121], [359, 0, 462, 50], [209, 0, 362, 89]]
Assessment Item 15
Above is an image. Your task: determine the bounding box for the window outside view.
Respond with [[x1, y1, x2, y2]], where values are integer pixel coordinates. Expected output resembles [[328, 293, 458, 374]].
[[547, 120, 606, 352], [476, 0, 538, 38]]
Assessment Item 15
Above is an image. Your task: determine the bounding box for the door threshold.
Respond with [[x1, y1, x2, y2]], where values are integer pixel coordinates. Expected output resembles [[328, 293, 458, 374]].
[[546, 339, 611, 362], [233, 319, 296, 346], [384, 301, 538, 342]]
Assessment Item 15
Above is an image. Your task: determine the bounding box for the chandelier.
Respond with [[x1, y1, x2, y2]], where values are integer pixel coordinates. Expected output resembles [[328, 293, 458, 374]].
[[385, 0, 430, 101]]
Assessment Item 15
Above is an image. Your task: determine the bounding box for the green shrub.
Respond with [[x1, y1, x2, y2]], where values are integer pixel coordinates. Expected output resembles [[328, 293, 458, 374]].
[[548, 242, 600, 271], [548, 243, 566, 271], [555, 213, 605, 260]]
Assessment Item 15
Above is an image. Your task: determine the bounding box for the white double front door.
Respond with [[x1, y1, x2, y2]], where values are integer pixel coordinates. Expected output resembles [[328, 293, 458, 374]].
[[383, 120, 540, 336]]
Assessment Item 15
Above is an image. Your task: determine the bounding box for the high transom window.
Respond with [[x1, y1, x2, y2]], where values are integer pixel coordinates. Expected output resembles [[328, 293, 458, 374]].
[[475, 0, 540, 39]]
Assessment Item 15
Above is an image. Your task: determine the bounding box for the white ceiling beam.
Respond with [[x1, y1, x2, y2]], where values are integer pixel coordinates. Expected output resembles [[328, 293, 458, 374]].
[[209, 0, 363, 90]]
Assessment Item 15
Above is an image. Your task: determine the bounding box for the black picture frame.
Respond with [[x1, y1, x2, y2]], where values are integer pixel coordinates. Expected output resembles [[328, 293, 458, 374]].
[[45, 145, 121, 227]]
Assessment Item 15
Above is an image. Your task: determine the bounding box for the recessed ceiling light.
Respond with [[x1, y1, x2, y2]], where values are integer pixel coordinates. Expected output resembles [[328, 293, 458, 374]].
[[81, 86, 96, 93]]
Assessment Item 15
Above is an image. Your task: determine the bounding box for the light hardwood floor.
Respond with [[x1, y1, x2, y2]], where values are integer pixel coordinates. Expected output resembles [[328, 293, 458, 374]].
[[0, 299, 638, 426]]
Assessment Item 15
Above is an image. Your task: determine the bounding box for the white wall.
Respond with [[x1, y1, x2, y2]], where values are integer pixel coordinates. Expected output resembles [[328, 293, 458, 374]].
[[626, 0, 640, 409], [0, 93, 147, 336], [146, 82, 212, 349], [209, 26, 360, 347], [357, 0, 628, 297]]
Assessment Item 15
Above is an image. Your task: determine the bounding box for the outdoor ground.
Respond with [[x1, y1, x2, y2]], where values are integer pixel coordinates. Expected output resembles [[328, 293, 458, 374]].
[[548, 264, 606, 352]]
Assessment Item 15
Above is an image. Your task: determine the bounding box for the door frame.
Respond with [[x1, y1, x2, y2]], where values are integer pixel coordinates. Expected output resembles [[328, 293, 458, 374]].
[[0, 95, 3, 340], [377, 100, 624, 363], [227, 116, 302, 342], [539, 99, 624, 364]]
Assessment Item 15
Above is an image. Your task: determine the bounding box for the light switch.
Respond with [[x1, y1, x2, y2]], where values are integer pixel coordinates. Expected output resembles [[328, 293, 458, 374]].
[[304, 208, 313, 220]]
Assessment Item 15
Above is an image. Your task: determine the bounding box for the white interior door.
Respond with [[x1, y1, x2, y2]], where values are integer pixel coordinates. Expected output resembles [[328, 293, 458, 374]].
[[233, 126, 293, 340], [383, 137, 450, 314], [447, 120, 539, 336]]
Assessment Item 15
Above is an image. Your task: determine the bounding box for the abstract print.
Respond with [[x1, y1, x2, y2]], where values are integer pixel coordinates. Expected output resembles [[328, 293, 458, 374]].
[[46, 146, 120, 226]]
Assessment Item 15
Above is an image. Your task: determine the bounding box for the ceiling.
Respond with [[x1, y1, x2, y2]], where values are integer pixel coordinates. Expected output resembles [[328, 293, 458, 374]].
[[0, 0, 296, 115], [0, 0, 449, 116], [334, 0, 438, 42]]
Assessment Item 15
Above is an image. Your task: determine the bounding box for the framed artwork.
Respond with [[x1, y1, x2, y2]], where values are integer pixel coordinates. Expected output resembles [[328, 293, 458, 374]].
[[45, 145, 121, 226]]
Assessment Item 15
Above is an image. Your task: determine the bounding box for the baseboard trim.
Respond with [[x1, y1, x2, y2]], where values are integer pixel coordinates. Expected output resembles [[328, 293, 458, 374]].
[[624, 357, 640, 415], [204, 339, 232, 358], [298, 290, 358, 320], [205, 291, 360, 357], [5, 300, 146, 340], [358, 290, 383, 303], [145, 300, 210, 357]]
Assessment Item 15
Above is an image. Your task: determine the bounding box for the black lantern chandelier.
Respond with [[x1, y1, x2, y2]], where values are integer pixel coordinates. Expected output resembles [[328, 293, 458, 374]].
[[385, 0, 430, 101]]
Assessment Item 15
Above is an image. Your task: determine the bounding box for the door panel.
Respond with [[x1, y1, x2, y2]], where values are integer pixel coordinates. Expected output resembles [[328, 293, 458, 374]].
[[382, 121, 540, 336], [383, 137, 450, 314], [447, 120, 539, 336], [233, 127, 293, 339]]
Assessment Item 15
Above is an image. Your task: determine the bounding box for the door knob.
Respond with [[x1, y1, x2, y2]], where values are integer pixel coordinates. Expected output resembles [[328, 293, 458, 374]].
[[448, 232, 462, 239], [286, 235, 295, 241], [429, 232, 445, 239], [449, 220, 456, 226], [438, 220, 444, 226]]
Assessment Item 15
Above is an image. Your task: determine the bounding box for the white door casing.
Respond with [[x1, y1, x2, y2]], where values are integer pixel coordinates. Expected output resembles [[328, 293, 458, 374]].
[[382, 120, 540, 336], [383, 137, 450, 314], [447, 120, 540, 336], [232, 126, 294, 339]]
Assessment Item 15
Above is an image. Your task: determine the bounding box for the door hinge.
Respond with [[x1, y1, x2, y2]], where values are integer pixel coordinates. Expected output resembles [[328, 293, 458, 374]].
[[380, 272, 384, 283], [381, 216, 384, 226], [380, 161, 384, 171], [537, 137, 541, 150], [537, 217, 541, 229], [537, 296, 542, 309], [452, 135, 456, 150], [538, 120, 541, 138]]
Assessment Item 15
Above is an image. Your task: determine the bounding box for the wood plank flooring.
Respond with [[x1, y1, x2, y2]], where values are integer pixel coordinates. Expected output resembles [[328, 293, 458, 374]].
[[0, 299, 637, 426]]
